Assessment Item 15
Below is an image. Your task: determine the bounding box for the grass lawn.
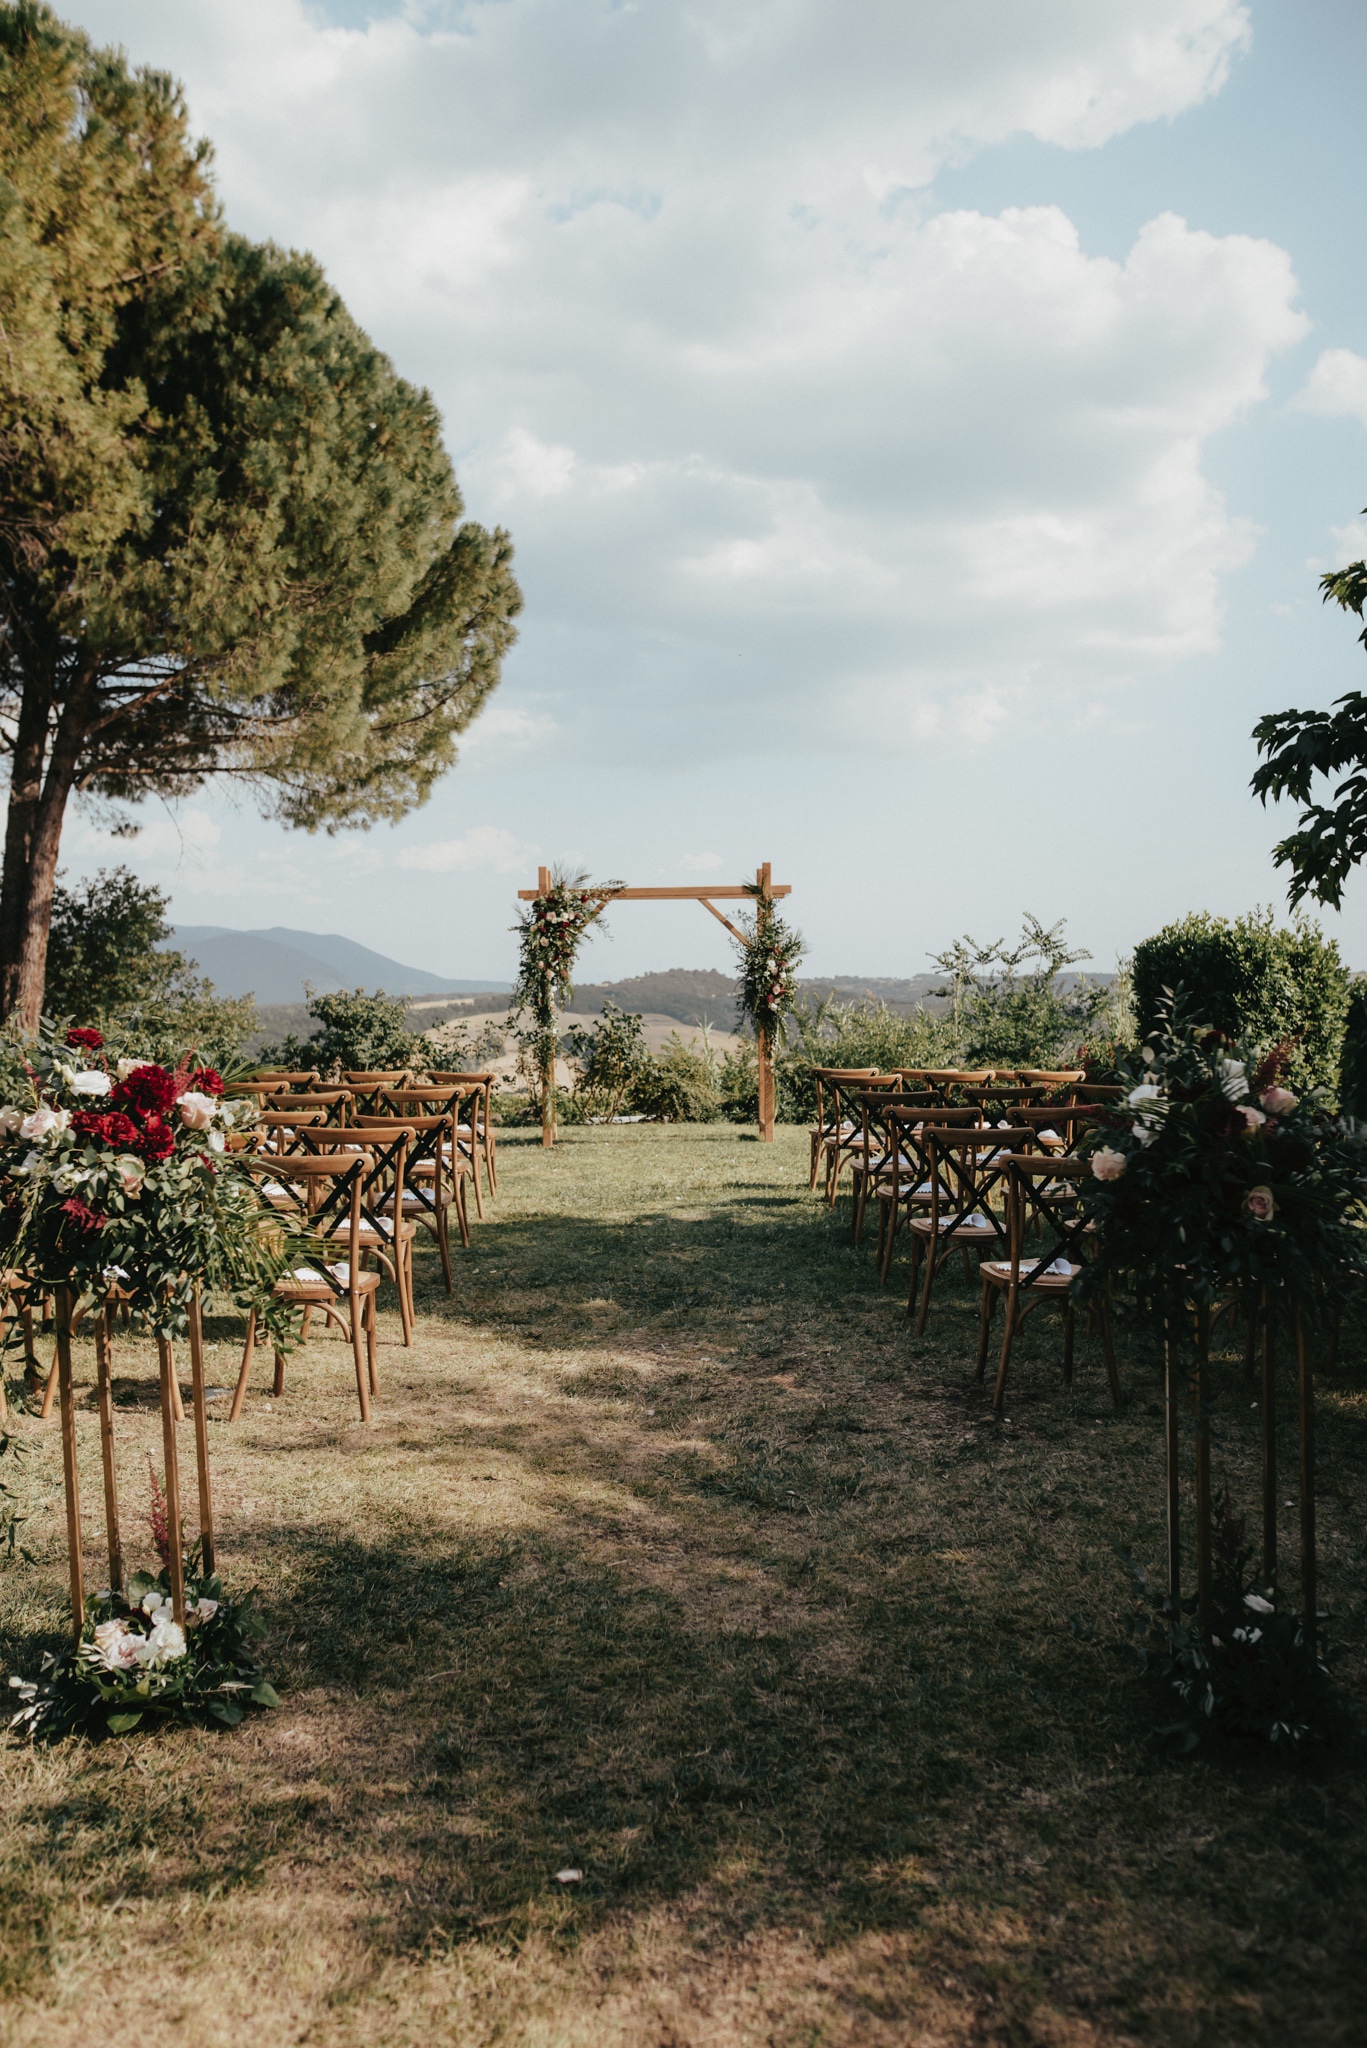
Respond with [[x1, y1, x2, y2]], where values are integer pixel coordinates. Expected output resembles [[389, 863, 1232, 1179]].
[[0, 1122, 1364, 2046]]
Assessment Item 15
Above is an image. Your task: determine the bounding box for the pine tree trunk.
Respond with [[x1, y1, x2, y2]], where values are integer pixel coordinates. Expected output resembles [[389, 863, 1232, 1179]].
[[0, 668, 94, 1031]]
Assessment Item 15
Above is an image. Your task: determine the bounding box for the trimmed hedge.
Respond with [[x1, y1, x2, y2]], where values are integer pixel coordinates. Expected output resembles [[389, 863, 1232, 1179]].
[[1132, 911, 1350, 1096]]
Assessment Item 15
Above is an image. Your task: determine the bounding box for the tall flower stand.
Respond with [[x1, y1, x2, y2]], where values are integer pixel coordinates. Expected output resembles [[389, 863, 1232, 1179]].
[[53, 1284, 217, 1635]]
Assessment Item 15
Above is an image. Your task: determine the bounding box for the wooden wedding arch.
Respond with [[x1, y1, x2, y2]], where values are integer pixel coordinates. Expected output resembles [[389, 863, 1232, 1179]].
[[518, 862, 791, 1142]]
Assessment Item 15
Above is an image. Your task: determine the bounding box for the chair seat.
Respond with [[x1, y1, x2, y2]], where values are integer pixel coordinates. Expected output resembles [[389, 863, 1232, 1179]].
[[908, 1214, 999, 1239], [980, 1259, 1079, 1286], [277, 1262, 383, 1297], [355, 1217, 416, 1243], [378, 1188, 448, 1211]]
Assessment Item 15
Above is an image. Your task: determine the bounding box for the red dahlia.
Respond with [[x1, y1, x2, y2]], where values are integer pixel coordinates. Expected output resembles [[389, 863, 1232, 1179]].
[[110, 1064, 179, 1117], [65, 1026, 104, 1052], [71, 1110, 142, 1150], [135, 1115, 176, 1162], [186, 1066, 224, 1097]]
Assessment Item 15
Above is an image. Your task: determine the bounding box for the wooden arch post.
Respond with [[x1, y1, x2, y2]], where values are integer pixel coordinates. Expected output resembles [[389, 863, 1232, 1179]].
[[519, 863, 791, 1142]]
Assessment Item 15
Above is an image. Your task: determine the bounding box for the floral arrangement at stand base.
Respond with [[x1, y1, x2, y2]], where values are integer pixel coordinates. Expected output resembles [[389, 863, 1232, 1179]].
[[507, 869, 622, 1140], [1125, 1500, 1354, 1756], [0, 1022, 300, 1343], [1079, 993, 1367, 1753], [9, 1560, 277, 1740]]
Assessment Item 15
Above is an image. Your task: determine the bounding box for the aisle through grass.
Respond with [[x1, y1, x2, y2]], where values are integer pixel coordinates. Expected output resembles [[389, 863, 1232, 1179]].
[[0, 1124, 1364, 2047]]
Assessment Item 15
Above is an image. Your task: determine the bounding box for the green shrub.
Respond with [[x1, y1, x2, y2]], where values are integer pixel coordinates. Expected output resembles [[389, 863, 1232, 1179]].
[[564, 1002, 651, 1120], [43, 867, 254, 1069], [260, 987, 419, 1074], [931, 916, 1125, 1071], [1339, 979, 1367, 1119], [1132, 910, 1350, 1096], [630, 1032, 720, 1122]]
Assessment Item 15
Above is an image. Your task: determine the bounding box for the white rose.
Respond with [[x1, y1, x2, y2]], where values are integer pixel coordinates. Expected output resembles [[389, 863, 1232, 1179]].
[[176, 1091, 216, 1131], [70, 1070, 111, 1097], [141, 1590, 172, 1618], [1091, 1146, 1128, 1181], [20, 1105, 68, 1141], [1244, 1592, 1275, 1615], [116, 1058, 149, 1081], [1126, 1083, 1161, 1108], [134, 1618, 187, 1668], [0, 1106, 21, 1135], [1218, 1058, 1250, 1103], [206, 1129, 225, 1154], [89, 1619, 141, 1672]]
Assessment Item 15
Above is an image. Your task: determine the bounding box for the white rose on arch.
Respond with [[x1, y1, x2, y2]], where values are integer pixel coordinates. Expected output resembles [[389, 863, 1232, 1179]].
[[20, 1105, 69, 1141], [70, 1070, 111, 1097]]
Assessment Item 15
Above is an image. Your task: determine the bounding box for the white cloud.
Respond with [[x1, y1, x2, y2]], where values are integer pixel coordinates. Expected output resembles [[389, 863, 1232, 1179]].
[[395, 826, 535, 874], [677, 852, 726, 874], [56, 0, 1281, 766], [1295, 348, 1367, 429]]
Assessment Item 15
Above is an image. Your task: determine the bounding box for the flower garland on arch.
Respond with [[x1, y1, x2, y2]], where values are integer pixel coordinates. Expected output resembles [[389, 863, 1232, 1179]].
[[507, 869, 623, 1142], [734, 884, 805, 1043]]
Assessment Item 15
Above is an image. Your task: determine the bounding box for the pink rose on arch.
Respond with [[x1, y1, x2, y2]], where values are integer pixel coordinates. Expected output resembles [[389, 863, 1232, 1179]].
[[1091, 1146, 1128, 1181], [1244, 1185, 1276, 1223], [1261, 1086, 1298, 1116], [176, 1090, 217, 1131], [1235, 1105, 1266, 1133]]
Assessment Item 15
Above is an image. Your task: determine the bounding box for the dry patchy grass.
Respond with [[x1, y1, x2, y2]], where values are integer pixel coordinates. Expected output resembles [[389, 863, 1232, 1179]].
[[0, 1124, 1364, 2047]]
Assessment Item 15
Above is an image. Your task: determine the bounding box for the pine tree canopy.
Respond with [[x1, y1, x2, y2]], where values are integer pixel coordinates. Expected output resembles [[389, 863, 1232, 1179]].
[[0, 2, 522, 1021]]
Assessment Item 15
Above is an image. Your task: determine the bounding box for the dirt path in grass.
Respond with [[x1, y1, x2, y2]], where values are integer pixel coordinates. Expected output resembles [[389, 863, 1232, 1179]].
[[0, 1124, 1364, 2047]]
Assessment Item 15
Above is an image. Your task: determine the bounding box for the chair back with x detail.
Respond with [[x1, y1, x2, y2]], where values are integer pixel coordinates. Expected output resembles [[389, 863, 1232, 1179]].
[[874, 1104, 984, 1281], [907, 1124, 1037, 1335], [231, 1150, 381, 1422], [424, 1071, 500, 1205], [977, 1155, 1122, 1414], [291, 1124, 416, 1345], [355, 1106, 467, 1293]]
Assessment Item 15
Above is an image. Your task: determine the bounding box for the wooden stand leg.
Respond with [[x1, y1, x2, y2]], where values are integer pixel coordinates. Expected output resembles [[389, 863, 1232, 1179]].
[[757, 1023, 775, 1143], [156, 1335, 186, 1626], [94, 1304, 123, 1598], [1164, 1312, 1181, 1614], [1194, 1307, 1212, 1637], [54, 1287, 85, 1639], [187, 1289, 216, 1578], [1296, 1313, 1316, 1658], [1261, 1293, 1276, 1587]]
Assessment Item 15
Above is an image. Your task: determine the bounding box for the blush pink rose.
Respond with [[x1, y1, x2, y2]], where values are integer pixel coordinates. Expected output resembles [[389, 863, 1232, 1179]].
[[176, 1091, 217, 1131], [1091, 1146, 1127, 1181], [1261, 1086, 1297, 1116], [1244, 1184, 1275, 1222], [1236, 1105, 1266, 1132]]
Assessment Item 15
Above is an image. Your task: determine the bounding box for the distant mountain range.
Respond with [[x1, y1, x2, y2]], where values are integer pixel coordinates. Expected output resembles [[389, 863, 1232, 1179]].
[[168, 925, 511, 1006]]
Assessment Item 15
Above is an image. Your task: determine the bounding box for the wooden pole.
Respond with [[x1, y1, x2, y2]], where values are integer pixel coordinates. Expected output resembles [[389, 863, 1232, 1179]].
[[1296, 1312, 1317, 1658], [537, 865, 556, 1149], [1194, 1305, 1212, 1637], [187, 1287, 216, 1578], [757, 863, 776, 1143], [1164, 1308, 1181, 1613], [1260, 1291, 1276, 1587], [94, 1302, 123, 1599], [156, 1334, 186, 1627], [54, 1285, 85, 1639]]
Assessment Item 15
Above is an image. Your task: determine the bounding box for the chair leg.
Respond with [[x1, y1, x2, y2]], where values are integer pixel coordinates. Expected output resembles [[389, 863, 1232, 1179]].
[[469, 1148, 486, 1221], [349, 1292, 371, 1423], [272, 1347, 285, 1398], [299, 1304, 314, 1345], [992, 1289, 1020, 1413], [228, 1309, 257, 1422], [365, 1290, 379, 1397], [905, 1234, 923, 1317], [394, 1237, 414, 1347], [1101, 1296, 1123, 1411], [976, 1280, 996, 1379], [915, 1238, 939, 1337], [437, 1209, 454, 1295], [455, 1176, 471, 1249], [486, 1133, 498, 1195]]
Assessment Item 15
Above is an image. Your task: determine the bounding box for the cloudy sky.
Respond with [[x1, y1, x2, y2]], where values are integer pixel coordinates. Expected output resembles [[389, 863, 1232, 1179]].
[[57, 0, 1367, 983]]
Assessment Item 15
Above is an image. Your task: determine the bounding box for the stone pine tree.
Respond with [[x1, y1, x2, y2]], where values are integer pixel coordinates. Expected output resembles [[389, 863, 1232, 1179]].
[[0, 5, 521, 1027]]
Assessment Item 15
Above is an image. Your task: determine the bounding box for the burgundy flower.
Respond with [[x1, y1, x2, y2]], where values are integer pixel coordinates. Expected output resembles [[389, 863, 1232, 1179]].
[[135, 1115, 176, 1163], [110, 1065, 179, 1117], [65, 1026, 104, 1052], [71, 1109, 143, 1150], [186, 1066, 224, 1098], [60, 1195, 105, 1233]]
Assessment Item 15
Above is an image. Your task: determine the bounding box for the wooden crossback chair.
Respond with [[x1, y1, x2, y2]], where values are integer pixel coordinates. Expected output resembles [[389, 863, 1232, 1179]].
[[343, 1071, 413, 1117], [424, 1081, 500, 1204], [1015, 1069, 1085, 1091], [290, 1124, 417, 1346], [425, 1071, 499, 1211], [846, 1089, 936, 1244], [252, 1070, 320, 1087], [907, 1124, 1037, 1335], [823, 1073, 901, 1207], [807, 1068, 878, 1191], [231, 1150, 381, 1422], [240, 1106, 327, 1152], [875, 1105, 986, 1282], [271, 1086, 354, 1125], [357, 1103, 469, 1293], [977, 1154, 1121, 1413]]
